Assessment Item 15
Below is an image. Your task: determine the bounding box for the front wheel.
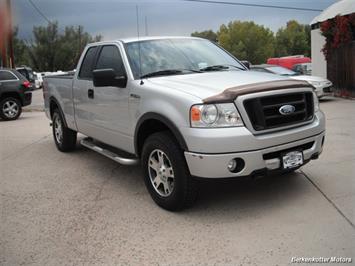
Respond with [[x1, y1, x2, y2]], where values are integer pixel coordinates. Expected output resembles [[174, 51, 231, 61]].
[[0, 97, 22, 121], [52, 109, 77, 152], [142, 132, 198, 211]]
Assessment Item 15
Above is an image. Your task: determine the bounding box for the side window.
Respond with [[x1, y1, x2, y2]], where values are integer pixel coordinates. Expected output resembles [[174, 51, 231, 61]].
[[79, 46, 97, 79], [0, 71, 17, 81], [95, 45, 126, 76]]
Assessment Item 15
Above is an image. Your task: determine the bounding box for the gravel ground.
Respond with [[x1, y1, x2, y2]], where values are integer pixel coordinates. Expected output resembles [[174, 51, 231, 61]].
[[1, 96, 354, 265]]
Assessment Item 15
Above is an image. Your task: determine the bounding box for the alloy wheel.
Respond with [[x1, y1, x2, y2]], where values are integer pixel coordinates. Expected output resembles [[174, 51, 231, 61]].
[[148, 149, 175, 197], [53, 115, 63, 144], [2, 100, 19, 119]]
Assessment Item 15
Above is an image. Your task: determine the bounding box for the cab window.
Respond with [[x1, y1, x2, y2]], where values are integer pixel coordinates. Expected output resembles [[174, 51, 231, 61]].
[[95, 45, 126, 77], [79, 46, 98, 79]]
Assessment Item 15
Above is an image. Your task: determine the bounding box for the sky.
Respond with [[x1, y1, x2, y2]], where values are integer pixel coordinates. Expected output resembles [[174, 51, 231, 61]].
[[12, 0, 336, 40]]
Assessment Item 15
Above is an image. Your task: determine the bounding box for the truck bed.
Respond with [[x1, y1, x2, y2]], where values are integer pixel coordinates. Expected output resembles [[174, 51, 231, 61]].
[[43, 72, 76, 130]]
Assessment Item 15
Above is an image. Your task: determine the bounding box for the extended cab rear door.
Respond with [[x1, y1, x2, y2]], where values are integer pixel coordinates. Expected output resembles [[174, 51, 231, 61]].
[[73, 45, 99, 137]]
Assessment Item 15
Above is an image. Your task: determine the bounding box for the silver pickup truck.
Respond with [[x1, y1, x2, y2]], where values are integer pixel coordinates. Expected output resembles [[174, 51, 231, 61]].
[[44, 36, 325, 210]]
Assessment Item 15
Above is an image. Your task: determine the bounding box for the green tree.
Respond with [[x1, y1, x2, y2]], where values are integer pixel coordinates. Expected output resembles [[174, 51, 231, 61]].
[[217, 21, 275, 64], [275, 20, 310, 57], [12, 27, 30, 66], [25, 22, 102, 72], [55, 25, 102, 70], [191, 30, 218, 42], [26, 22, 60, 71]]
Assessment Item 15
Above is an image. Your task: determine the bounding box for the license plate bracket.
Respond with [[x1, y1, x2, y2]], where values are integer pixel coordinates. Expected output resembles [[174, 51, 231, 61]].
[[281, 150, 304, 169]]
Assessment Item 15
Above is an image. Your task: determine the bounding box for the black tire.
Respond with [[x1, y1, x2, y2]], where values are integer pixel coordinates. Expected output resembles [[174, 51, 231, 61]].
[[142, 131, 198, 211], [52, 109, 77, 152], [0, 97, 22, 121]]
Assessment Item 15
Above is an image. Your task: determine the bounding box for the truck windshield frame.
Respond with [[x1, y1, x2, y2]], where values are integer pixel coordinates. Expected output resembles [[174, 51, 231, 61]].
[[124, 38, 246, 80]]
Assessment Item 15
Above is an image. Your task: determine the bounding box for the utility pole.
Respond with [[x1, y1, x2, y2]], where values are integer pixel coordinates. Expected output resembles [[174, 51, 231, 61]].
[[1, 40, 7, 68], [7, 0, 15, 68], [0, 0, 8, 67]]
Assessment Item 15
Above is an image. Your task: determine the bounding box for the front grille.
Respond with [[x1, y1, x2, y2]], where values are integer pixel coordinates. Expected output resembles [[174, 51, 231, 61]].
[[243, 92, 314, 131], [323, 86, 333, 93]]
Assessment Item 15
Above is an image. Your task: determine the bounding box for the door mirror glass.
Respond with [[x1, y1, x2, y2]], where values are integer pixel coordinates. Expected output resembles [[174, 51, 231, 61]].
[[92, 68, 127, 88]]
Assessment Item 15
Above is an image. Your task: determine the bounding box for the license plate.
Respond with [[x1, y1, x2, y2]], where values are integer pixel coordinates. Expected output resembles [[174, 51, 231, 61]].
[[282, 151, 304, 169]]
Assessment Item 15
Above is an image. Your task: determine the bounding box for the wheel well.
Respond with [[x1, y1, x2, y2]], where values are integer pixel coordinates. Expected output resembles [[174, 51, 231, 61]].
[[49, 99, 59, 118], [0, 92, 22, 105], [136, 118, 187, 156], [49, 98, 68, 127]]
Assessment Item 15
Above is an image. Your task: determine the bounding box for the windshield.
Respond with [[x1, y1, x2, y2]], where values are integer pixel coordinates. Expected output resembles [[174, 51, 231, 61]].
[[125, 38, 246, 79], [267, 66, 298, 76]]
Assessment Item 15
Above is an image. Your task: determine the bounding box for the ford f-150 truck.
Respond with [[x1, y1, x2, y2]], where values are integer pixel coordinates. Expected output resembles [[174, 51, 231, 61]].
[[44, 37, 325, 211]]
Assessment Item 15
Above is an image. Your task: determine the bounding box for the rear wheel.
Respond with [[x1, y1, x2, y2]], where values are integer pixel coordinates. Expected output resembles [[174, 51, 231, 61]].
[[52, 109, 77, 152], [0, 97, 22, 121], [142, 132, 198, 211]]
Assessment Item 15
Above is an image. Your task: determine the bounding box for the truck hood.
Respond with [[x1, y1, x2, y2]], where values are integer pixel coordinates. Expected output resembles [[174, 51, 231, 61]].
[[289, 75, 330, 83], [146, 71, 289, 100]]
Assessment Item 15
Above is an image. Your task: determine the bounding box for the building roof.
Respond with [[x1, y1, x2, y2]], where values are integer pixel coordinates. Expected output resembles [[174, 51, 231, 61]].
[[311, 0, 355, 25]]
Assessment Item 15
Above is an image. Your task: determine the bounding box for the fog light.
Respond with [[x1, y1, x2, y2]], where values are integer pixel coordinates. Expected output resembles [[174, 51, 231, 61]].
[[227, 158, 245, 173], [227, 159, 237, 172]]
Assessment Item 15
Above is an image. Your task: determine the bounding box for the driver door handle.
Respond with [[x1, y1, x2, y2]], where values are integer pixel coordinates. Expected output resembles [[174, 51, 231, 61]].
[[88, 89, 94, 99]]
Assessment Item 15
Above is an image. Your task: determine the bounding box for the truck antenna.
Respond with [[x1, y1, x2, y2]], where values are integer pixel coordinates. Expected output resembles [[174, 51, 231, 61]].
[[136, 5, 144, 85]]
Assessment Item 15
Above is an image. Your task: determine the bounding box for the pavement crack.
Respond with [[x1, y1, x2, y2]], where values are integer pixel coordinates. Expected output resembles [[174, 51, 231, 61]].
[[299, 169, 355, 230], [0, 134, 51, 162]]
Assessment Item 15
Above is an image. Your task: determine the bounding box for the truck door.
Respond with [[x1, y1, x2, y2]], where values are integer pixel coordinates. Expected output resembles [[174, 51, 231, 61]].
[[74, 44, 132, 152]]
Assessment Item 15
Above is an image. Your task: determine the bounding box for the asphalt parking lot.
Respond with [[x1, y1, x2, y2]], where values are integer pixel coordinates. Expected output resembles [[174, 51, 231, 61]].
[[1, 90, 354, 265]]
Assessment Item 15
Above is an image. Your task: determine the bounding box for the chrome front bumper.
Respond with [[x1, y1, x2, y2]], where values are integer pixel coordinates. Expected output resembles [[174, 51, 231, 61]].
[[184, 131, 325, 178]]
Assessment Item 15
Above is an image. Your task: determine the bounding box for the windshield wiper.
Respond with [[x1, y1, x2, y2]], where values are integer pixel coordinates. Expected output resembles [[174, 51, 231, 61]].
[[140, 69, 201, 79], [200, 64, 245, 72]]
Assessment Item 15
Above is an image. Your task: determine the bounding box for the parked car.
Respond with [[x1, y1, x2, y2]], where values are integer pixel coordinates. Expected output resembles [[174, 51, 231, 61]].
[[251, 64, 333, 98], [292, 63, 312, 75], [16, 66, 35, 89], [0, 68, 32, 120], [267, 56, 311, 70], [44, 37, 325, 210], [33, 72, 43, 89]]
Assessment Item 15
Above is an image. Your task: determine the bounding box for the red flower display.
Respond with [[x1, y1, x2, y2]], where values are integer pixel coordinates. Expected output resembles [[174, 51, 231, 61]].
[[320, 14, 354, 59]]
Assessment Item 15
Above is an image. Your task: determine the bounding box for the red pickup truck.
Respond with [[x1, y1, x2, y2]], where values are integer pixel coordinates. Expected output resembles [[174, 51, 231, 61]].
[[267, 56, 311, 70]]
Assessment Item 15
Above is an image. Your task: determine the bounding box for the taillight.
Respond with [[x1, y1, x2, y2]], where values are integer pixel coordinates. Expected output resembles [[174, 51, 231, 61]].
[[23, 81, 31, 89]]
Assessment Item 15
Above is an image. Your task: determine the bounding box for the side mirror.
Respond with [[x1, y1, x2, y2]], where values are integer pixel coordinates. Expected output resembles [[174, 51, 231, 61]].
[[240, 60, 250, 69], [92, 68, 127, 88]]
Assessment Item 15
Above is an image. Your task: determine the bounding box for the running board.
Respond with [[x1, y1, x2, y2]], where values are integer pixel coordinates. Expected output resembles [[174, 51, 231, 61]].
[[80, 138, 139, 166]]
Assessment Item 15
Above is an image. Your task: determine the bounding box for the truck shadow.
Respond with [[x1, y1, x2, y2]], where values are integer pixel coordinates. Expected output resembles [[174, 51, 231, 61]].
[[191, 172, 305, 213], [74, 140, 309, 217]]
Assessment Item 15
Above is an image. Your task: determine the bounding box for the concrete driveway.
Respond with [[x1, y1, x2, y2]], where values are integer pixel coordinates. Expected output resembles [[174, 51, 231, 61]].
[[1, 94, 354, 265]]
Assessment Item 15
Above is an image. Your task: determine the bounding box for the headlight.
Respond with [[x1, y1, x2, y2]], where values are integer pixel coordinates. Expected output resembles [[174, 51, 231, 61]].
[[308, 81, 323, 87], [313, 92, 319, 112], [190, 103, 243, 128]]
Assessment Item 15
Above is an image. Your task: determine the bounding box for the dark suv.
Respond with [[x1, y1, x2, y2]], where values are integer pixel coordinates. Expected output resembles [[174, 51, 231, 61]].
[[16, 66, 36, 89], [0, 68, 32, 120]]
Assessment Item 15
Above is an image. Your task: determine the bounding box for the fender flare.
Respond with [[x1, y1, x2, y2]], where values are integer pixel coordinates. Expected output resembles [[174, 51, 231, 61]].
[[49, 96, 68, 127], [134, 112, 188, 154]]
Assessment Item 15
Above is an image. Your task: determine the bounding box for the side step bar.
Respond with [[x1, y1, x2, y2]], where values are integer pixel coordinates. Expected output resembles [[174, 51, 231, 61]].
[[80, 138, 139, 166]]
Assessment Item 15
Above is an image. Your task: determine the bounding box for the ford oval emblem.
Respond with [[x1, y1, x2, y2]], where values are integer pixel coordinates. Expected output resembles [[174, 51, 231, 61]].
[[279, 105, 295, 115]]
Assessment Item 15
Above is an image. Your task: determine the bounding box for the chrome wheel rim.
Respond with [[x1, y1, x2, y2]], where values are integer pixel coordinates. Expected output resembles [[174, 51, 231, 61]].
[[148, 149, 175, 197], [54, 115, 63, 144], [3, 100, 19, 118]]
